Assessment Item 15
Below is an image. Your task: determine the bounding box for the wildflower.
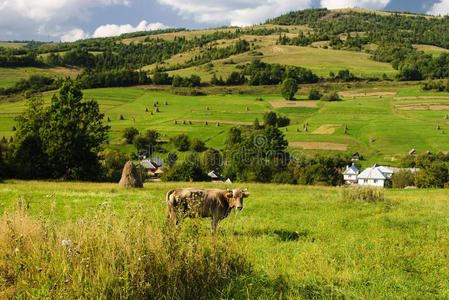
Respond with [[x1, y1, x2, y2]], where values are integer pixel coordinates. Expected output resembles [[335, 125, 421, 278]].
[[61, 239, 72, 247]]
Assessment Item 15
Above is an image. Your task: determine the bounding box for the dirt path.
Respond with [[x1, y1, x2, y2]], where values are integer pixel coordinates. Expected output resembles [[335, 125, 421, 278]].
[[394, 96, 449, 100], [339, 91, 397, 98], [270, 101, 318, 108], [289, 142, 348, 151], [176, 119, 254, 125]]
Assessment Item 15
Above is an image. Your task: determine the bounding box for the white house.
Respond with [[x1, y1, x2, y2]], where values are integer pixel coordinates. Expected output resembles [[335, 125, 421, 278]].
[[357, 164, 394, 187], [343, 163, 360, 184]]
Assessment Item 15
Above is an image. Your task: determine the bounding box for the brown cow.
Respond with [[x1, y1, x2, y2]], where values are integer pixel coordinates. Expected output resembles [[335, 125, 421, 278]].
[[166, 188, 249, 232]]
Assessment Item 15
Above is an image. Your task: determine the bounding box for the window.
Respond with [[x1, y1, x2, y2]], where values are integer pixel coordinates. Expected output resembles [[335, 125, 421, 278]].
[[374, 179, 378, 184]]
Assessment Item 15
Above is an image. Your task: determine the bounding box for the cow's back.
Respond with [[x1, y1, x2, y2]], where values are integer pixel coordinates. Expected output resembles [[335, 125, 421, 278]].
[[167, 188, 227, 218]]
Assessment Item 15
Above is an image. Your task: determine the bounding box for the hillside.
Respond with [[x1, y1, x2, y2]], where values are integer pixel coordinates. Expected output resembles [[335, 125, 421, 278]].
[[1, 8, 449, 172]]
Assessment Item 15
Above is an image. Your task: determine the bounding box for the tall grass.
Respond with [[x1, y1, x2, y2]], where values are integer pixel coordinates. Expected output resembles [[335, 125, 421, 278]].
[[0, 204, 262, 299], [342, 187, 384, 202]]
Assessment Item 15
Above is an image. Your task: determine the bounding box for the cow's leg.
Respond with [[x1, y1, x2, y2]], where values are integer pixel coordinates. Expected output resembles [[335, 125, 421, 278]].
[[211, 217, 218, 234], [168, 206, 178, 226]]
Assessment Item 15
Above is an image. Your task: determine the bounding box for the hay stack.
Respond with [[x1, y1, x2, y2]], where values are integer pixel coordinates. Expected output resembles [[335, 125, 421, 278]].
[[216, 122, 220, 127], [188, 120, 192, 125], [205, 121, 208, 126], [1, 136, 6, 143], [246, 106, 249, 111], [11, 126, 16, 131], [437, 124, 441, 130], [118, 114, 124, 120], [155, 107, 159, 113], [7, 136, 13, 143], [284, 127, 288, 131], [206, 106, 209, 110], [304, 127, 308, 132], [150, 112, 153, 115], [107, 117, 111, 122], [164, 101, 168, 105], [145, 107, 148, 112], [182, 120, 186, 125], [119, 161, 143, 188], [296, 128, 299, 132], [445, 114, 448, 120], [174, 120, 177, 125]]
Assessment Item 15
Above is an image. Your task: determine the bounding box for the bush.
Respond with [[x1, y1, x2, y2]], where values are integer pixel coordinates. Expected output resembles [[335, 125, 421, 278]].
[[99, 149, 128, 182], [123, 127, 139, 144], [162, 161, 207, 181], [272, 171, 296, 184], [391, 170, 415, 188], [342, 187, 384, 202], [321, 91, 341, 101], [308, 88, 322, 100], [171, 134, 190, 151]]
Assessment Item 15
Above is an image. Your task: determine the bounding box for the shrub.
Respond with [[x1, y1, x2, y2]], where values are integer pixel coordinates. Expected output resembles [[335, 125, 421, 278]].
[[308, 88, 322, 100], [321, 91, 341, 101], [342, 187, 384, 202]]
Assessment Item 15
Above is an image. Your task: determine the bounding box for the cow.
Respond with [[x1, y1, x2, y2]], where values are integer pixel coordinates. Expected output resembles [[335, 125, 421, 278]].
[[166, 188, 250, 232]]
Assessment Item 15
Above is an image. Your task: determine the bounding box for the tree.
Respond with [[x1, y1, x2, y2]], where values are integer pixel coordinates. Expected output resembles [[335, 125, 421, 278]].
[[226, 127, 242, 146], [145, 130, 159, 146], [123, 127, 139, 144], [133, 136, 150, 151], [391, 170, 415, 188], [281, 78, 298, 100], [99, 149, 128, 182], [263, 111, 278, 127], [191, 138, 206, 152], [201, 148, 223, 173], [172, 134, 190, 151], [38, 81, 109, 180]]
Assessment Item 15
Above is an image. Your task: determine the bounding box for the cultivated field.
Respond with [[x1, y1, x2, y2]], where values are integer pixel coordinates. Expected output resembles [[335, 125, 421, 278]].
[[1, 180, 449, 298], [1, 82, 449, 166]]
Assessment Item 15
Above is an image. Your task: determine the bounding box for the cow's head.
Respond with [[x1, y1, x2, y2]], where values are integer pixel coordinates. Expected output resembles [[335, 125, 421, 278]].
[[225, 188, 250, 210]]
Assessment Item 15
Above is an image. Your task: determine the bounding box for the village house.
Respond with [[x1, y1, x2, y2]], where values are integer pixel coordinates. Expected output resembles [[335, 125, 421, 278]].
[[136, 157, 166, 177], [207, 170, 223, 182], [357, 164, 394, 187], [343, 163, 360, 184]]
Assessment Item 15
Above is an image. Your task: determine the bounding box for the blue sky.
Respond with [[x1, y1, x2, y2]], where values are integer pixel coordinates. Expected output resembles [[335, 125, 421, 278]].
[[0, 0, 448, 42]]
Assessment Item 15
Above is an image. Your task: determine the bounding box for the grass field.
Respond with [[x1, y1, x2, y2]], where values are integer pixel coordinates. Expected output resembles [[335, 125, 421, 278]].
[[1, 180, 449, 298], [0, 66, 80, 88], [1, 82, 449, 166]]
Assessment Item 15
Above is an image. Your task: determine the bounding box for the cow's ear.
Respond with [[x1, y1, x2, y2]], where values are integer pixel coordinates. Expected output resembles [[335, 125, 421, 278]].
[[243, 192, 250, 198], [225, 192, 233, 199]]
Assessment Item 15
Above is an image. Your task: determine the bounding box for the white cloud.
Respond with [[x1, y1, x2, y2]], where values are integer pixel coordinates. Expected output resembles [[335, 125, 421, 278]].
[[93, 21, 167, 38], [61, 28, 90, 42], [0, 0, 130, 40], [157, 0, 312, 27], [320, 0, 390, 10], [427, 0, 449, 15]]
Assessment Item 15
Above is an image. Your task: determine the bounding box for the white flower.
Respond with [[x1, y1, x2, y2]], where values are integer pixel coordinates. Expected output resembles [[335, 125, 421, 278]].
[[61, 239, 72, 247]]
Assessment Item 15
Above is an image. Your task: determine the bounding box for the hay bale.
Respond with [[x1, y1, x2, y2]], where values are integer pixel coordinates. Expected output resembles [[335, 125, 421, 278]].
[[205, 121, 208, 126], [7, 136, 13, 143], [156, 101, 159, 105], [445, 114, 448, 120], [206, 106, 209, 110], [378, 95, 382, 99], [296, 128, 299, 132], [118, 114, 124, 120], [437, 124, 441, 130], [153, 103, 157, 107], [145, 107, 148, 112], [284, 127, 288, 131], [164, 101, 168, 105], [304, 127, 308, 132], [182, 120, 186, 125], [174, 120, 177, 125], [119, 161, 143, 188], [1, 136, 6, 143], [150, 111, 153, 115], [107, 117, 111, 122], [246, 106, 249, 111], [11, 126, 16, 131], [216, 122, 220, 127], [188, 120, 192, 125], [155, 107, 159, 113]]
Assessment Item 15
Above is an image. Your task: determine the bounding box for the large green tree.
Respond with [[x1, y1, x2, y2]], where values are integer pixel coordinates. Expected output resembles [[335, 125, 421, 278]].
[[281, 78, 298, 100], [13, 81, 109, 180]]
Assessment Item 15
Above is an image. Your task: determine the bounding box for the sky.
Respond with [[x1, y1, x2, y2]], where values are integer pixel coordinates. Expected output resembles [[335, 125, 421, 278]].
[[0, 0, 448, 42]]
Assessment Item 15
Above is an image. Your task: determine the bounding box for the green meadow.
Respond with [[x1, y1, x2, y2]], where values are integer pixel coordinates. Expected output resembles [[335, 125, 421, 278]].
[[1, 82, 449, 166], [1, 180, 449, 298]]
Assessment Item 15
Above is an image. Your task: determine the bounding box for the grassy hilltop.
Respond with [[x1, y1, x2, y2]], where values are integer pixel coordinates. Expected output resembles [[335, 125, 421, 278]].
[[1, 180, 449, 298]]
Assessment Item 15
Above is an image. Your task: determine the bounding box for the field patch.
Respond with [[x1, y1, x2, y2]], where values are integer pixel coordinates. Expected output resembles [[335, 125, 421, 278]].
[[395, 103, 449, 111], [177, 119, 254, 125], [289, 141, 348, 150], [339, 91, 397, 98], [270, 101, 318, 108], [395, 96, 449, 100], [312, 124, 342, 134]]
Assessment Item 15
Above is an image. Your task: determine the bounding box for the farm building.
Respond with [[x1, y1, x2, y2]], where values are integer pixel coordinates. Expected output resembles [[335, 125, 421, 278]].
[[357, 164, 394, 187], [207, 170, 223, 182], [137, 157, 166, 176], [343, 163, 360, 184]]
